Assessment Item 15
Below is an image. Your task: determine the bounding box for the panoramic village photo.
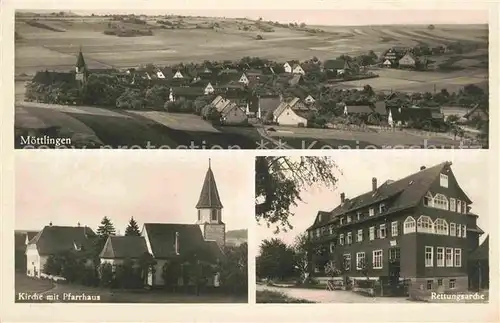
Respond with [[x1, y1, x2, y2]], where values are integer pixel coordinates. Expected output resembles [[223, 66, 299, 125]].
[[14, 9, 489, 149], [255, 154, 490, 303], [15, 153, 249, 303]]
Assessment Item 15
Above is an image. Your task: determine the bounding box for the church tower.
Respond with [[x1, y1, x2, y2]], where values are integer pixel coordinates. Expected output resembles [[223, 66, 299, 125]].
[[195, 159, 226, 247], [75, 47, 88, 84]]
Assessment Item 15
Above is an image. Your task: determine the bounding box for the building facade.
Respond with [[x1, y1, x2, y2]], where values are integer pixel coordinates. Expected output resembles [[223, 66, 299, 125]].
[[306, 162, 483, 298]]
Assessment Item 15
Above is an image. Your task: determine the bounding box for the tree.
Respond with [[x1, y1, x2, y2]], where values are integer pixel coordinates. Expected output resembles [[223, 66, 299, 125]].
[[255, 156, 340, 232], [97, 216, 116, 238], [292, 233, 310, 283], [218, 243, 248, 294], [256, 238, 296, 281], [125, 217, 141, 236]]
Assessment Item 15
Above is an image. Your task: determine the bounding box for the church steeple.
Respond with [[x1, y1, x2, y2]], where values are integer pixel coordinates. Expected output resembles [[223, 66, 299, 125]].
[[196, 159, 223, 209], [76, 47, 86, 73], [195, 159, 225, 246]]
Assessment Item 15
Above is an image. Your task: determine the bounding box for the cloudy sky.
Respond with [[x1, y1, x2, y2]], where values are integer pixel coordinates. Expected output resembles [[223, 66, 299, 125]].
[[15, 151, 253, 233], [27, 8, 488, 26], [257, 150, 492, 246]]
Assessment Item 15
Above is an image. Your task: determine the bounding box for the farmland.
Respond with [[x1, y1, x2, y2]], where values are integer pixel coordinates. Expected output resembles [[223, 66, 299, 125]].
[[15, 14, 488, 89]]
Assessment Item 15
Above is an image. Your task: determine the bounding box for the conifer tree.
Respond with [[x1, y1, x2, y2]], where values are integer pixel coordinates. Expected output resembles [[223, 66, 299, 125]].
[[125, 217, 141, 236]]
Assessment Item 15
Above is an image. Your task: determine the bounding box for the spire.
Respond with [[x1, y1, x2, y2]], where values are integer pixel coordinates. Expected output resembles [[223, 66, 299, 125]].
[[76, 46, 86, 69], [196, 161, 223, 209]]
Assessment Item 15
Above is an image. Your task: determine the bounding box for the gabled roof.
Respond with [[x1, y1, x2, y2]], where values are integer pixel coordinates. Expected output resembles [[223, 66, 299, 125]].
[[288, 74, 303, 86], [273, 101, 290, 118], [196, 163, 223, 209], [347, 104, 374, 114], [308, 162, 455, 229], [259, 96, 282, 119], [143, 223, 222, 261], [99, 236, 148, 259], [28, 225, 97, 255]]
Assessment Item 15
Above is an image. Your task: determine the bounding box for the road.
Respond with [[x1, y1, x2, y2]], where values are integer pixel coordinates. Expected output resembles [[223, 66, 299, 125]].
[[257, 284, 412, 303]]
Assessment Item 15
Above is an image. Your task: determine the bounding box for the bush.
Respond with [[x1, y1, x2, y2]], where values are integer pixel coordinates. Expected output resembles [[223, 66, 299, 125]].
[[256, 34, 264, 40]]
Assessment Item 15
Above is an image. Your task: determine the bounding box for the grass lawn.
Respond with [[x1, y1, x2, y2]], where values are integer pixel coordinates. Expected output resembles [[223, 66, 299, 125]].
[[15, 273, 247, 303], [15, 273, 55, 294], [256, 290, 316, 303]]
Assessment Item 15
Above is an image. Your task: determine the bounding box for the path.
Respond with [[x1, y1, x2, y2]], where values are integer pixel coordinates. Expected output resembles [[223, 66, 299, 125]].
[[257, 285, 411, 303]]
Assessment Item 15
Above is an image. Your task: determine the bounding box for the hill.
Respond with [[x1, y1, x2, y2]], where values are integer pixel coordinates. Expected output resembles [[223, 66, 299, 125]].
[[15, 14, 488, 75]]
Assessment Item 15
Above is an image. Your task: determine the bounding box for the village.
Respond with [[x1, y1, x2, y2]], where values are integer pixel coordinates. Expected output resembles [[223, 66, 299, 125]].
[[22, 43, 489, 148]]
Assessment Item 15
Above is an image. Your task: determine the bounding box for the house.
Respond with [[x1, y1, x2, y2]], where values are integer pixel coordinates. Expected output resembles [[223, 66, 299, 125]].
[[292, 64, 306, 75], [191, 79, 215, 95], [100, 161, 226, 288], [211, 95, 232, 113], [306, 162, 484, 299], [283, 61, 299, 73], [383, 59, 392, 68], [273, 98, 308, 127], [170, 87, 205, 101], [344, 104, 374, 116], [26, 225, 97, 278], [399, 53, 417, 69], [15, 231, 38, 271], [323, 59, 355, 76], [304, 95, 316, 104], [220, 102, 248, 125]]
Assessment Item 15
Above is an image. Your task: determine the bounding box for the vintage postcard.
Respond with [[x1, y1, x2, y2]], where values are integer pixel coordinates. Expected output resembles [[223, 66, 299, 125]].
[[256, 152, 491, 304], [14, 152, 249, 303], [12, 8, 490, 149]]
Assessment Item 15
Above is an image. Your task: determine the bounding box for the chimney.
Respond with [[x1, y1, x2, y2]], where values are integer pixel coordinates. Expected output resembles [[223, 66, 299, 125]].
[[49, 221, 53, 226], [420, 166, 426, 171], [340, 193, 345, 203], [77, 222, 80, 227], [372, 177, 377, 192]]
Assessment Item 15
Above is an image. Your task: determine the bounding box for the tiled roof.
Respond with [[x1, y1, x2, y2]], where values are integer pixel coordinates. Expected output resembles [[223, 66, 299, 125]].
[[99, 236, 148, 259], [143, 223, 222, 261], [372, 101, 387, 115], [28, 225, 97, 255], [347, 105, 374, 114], [309, 162, 456, 229], [196, 165, 223, 209], [76, 50, 86, 68]]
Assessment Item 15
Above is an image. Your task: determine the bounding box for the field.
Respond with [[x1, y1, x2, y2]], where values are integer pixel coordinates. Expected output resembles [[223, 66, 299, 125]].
[[15, 14, 488, 94]]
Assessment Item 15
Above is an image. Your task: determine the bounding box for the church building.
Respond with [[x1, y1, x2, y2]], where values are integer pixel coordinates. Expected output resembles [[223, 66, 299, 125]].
[[99, 159, 226, 287]]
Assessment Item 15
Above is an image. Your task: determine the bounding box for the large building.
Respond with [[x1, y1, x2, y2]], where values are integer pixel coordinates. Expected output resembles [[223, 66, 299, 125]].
[[306, 161, 484, 298]]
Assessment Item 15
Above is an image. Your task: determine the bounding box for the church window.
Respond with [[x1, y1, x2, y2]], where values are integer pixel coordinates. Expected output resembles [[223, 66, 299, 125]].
[[211, 209, 218, 221]]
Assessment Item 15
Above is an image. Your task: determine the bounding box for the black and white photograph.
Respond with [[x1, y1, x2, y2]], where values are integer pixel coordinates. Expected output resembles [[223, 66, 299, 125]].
[[14, 153, 249, 303], [255, 153, 490, 303], [14, 9, 489, 149]]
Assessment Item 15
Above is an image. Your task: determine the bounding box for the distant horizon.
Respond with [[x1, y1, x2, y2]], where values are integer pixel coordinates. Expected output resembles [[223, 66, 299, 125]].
[[16, 9, 489, 27]]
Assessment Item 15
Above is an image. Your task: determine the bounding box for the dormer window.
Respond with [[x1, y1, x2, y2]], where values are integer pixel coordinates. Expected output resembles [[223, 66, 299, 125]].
[[379, 203, 386, 213], [440, 174, 449, 188], [357, 212, 362, 220], [340, 217, 344, 225], [424, 192, 434, 207], [434, 194, 449, 210], [329, 225, 333, 235], [347, 215, 352, 223], [369, 208, 375, 217], [73, 241, 81, 251]]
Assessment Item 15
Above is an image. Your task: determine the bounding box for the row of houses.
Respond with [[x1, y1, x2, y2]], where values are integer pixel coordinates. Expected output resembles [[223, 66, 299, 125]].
[[382, 48, 429, 69]]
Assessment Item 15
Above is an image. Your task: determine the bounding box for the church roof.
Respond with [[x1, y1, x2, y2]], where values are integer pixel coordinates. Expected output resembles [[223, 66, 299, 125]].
[[196, 162, 223, 209], [76, 50, 86, 69], [99, 236, 148, 259]]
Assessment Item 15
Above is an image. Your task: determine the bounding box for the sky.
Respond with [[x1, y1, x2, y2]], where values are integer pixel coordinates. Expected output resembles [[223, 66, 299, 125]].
[[15, 151, 253, 233], [29, 9, 488, 26], [257, 150, 492, 246]]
